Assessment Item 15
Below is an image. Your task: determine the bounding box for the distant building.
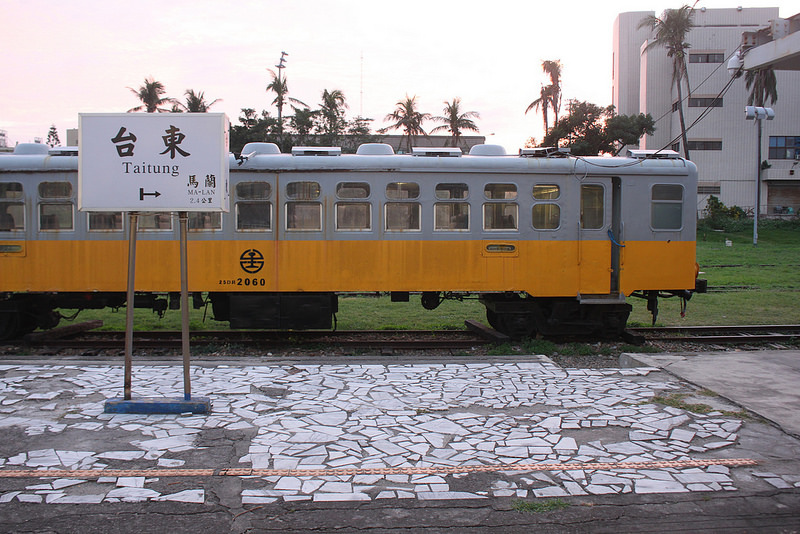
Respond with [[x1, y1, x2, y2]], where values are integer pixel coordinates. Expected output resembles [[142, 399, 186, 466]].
[[378, 134, 486, 154], [614, 7, 800, 217]]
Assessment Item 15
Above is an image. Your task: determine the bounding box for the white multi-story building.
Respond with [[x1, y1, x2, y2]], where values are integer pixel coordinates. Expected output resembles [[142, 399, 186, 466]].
[[613, 7, 800, 217]]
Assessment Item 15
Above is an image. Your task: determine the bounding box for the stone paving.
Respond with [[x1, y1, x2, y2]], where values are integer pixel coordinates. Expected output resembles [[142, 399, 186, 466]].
[[0, 360, 795, 505]]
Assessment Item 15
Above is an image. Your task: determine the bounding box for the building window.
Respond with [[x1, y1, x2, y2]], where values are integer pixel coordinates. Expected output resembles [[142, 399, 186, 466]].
[[689, 53, 724, 63], [236, 181, 272, 231], [672, 142, 681, 153], [688, 97, 723, 107], [768, 136, 800, 160], [0, 182, 24, 231], [687, 140, 722, 151], [651, 184, 683, 230], [697, 183, 721, 195]]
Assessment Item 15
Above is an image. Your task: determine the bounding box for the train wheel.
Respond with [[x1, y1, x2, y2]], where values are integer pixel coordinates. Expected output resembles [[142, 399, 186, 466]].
[[486, 309, 501, 331], [0, 312, 21, 341], [495, 312, 536, 339]]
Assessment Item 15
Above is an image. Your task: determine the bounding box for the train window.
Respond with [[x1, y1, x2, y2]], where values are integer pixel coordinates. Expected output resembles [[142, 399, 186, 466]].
[[188, 212, 222, 231], [335, 203, 371, 231], [336, 182, 370, 199], [580, 184, 604, 229], [385, 202, 421, 231], [484, 183, 517, 200], [435, 183, 469, 199], [39, 203, 73, 231], [88, 212, 123, 231], [533, 184, 560, 200], [1, 183, 23, 199], [483, 203, 518, 230], [0, 183, 23, 231], [236, 202, 271, 231], [286, 202, 322, 230], [236, 181, 271, 200], [0, 203, 24, 231], [386, 182, 419, 199], [651, 184, 683, 230], [435, 203, 469, 231], [137, 213, 173, 231], [286, 181, 320, 200], [532, 204, 561, 230], [39, 182, 72, 198]]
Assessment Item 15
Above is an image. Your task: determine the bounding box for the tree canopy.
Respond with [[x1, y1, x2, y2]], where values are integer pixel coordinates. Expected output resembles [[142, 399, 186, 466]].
[[430, 98, 480, 149], [127, 77, 176, 113], [541, 100, 655, 156]]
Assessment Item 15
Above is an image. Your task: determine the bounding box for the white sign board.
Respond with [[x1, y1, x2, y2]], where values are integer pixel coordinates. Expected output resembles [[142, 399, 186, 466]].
[[78, 113, 229, 212]]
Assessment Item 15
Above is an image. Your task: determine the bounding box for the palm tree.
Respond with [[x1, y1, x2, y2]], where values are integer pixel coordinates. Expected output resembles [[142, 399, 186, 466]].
[[319, 89, 348, 144], [180, 89, 221, 112], [266, 69, 307, 139], [526, 60, 562, 134], [541, 60, 562, 125], [430, 98, 480, 148], [379, 95, 431, 153], [639, 6, 694, 159], [127, 77, 175, 113], [745, 68, 778, 107], [526, 84, 555, 133]]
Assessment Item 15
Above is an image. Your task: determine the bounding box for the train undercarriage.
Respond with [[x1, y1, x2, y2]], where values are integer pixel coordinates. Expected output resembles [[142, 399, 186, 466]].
[[0, 289, 643, 342]]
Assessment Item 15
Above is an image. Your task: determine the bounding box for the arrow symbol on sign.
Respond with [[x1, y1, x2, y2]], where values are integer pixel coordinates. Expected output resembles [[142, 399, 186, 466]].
[[139, 188, 162, 201]]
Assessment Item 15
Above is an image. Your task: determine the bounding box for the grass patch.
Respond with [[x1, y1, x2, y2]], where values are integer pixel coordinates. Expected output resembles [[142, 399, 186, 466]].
[[651, 393, 713, 414], [512, 498, 570, 514]]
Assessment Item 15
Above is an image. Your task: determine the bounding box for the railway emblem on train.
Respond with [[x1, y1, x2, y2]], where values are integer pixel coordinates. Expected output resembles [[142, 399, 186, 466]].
[[239, 249, 264, 274]]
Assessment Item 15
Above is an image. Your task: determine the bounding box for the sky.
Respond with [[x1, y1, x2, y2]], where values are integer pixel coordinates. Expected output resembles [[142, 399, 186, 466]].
[[1, 0, 797, 152]]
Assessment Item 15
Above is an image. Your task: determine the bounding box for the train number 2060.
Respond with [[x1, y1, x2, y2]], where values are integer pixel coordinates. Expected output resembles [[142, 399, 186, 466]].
[[219, 278, 267, 286]]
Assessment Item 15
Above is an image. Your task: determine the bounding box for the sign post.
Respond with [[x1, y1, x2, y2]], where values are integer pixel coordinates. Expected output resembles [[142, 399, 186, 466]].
[[78, 113, 229, 414]]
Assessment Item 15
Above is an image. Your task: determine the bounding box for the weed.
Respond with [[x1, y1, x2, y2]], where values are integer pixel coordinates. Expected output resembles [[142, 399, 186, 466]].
[[651, 393, 713, 414], [486, 343, 519, 356], [512, 498, 570, 514]]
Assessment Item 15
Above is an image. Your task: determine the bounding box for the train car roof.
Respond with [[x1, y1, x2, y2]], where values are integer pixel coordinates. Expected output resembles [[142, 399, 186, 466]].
[[0, 142, 697, 177]]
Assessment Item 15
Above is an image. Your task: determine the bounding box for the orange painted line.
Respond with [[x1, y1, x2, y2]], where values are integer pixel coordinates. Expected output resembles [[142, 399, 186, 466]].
[[0, 458, 757, 479]]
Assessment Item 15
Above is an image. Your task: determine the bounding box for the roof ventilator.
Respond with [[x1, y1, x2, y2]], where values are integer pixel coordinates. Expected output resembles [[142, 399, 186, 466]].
[[411, 147, 462, 157], [519, 147, 571, 158], [627, 149, 681, 159], [291, 146, 342, 156]]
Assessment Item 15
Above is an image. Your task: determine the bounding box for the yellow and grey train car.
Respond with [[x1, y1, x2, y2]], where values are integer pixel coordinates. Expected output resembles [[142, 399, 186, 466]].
[[0, 142, 704, 340]]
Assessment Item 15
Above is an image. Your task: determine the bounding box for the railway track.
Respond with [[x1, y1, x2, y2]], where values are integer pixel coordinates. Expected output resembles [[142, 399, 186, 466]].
[[15, 326, 491, 352], [628, 324, 800, 344], [5, 322, 799, 353]]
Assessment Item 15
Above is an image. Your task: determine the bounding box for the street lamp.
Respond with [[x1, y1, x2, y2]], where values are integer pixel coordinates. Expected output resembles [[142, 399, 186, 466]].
[[745, 105, 775, 246]]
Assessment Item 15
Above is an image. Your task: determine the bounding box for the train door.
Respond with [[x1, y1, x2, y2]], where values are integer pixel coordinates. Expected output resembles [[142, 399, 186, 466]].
[[578, 177, 621, 296]]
